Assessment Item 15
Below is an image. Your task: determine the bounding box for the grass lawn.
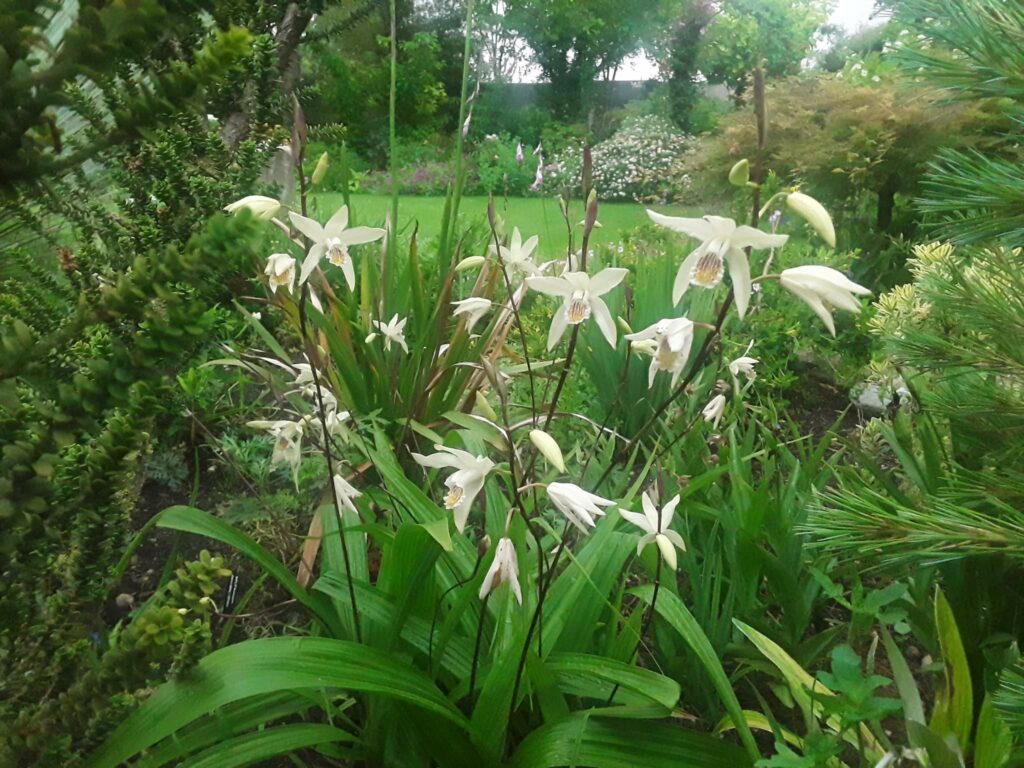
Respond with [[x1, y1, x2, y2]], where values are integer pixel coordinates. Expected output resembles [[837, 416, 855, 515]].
[[310, 193, 696, 259]]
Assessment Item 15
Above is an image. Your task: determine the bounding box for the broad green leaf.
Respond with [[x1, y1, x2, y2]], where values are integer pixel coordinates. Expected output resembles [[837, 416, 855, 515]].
[[508, 711, 751, 768], [183, 723, 354, 768], [930, 588, 973, 748], [85, 638, 468, 768], [975, 694, 1012, 768], [545, 652, 680, 712], [636, 587, 758, 761], [136, 693, 314, 768], [155, 505, 340, 634], [421, 516, 453, 552]]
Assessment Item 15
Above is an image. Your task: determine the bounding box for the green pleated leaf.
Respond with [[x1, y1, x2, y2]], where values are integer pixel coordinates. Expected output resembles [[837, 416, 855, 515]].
[[635, 587, 758, 761], [136, 693, 314, 768], [545, 652, 679, 712], [182, 723, 354, 768], [85, 637, 468, 768], [155, 505, 340, 634], [507, 711, 752, 768]]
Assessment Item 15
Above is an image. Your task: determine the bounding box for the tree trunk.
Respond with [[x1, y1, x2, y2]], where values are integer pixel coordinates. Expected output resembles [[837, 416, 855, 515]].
[[222, 3, 314, 150], [876, 174, 898, 231]]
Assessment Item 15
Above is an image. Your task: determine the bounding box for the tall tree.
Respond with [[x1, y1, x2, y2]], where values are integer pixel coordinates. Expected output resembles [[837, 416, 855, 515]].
[[698, 0, 830, 99], [503, 0, 656, 119]]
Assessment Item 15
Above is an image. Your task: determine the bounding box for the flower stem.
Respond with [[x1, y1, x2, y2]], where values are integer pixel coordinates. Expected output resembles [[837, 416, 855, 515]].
[[299, 289, 361, 643], [469, 592, 490, 706]]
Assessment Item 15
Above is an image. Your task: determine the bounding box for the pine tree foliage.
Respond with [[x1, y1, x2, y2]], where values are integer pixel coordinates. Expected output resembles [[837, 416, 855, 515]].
[[895, 0, 1024, 243], [806, 0, 1024, 567]]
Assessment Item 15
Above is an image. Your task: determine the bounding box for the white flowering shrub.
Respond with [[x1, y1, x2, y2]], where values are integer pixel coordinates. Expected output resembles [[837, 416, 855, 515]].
[[543, 115, 695, 203]]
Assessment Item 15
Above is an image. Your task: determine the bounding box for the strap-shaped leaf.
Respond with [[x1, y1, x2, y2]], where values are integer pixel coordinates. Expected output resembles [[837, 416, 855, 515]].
[[85, 637, 468, 768], [508, 711, 751, 768]]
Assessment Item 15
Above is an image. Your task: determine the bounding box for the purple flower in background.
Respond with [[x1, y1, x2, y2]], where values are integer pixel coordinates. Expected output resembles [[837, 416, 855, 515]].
[[532, 141, 543, 156], [530, 156, 544, 191], [516, 142, 524, 165], [769, 209, 782, 232], [462, 112, 472, 138]]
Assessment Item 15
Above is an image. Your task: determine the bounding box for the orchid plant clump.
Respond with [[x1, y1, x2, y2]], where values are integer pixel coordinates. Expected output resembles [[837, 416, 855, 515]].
[[222, 139, 869, 629], [99, 113, 871, 765]]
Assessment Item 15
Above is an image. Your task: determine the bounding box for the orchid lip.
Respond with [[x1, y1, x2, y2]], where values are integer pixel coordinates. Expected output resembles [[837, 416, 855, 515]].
[[566, 291, 591, 324], [691, 251, 724, 287]]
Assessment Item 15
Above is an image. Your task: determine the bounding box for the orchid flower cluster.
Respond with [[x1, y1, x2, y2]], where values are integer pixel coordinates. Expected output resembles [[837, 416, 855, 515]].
[[224, 167, 870, 608]]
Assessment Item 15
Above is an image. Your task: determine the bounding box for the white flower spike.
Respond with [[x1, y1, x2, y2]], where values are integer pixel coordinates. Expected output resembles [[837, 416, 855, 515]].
[[452, 297, 492, 333], [620, 492, 686, 570], [264, 253, 296, 294], [646, 210, 788, 318], [290, 206, 386, 288], [526, 268, 628, 350], [411, 445, 495, 532], [547, 482, 616, 533], [779, 265, 871, 336], [365, 314, 409, 354], [702, 393, 727, 428], [225, 195, 281, 220], [479, 537, 522, 604], [332, 474, 362, 518], [625, 317, 695, 388]]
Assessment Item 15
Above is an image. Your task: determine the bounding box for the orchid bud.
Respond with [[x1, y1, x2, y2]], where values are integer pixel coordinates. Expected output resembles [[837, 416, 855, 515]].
[[616, 316, 633, 335], [786, 191, 836, 248], [311, 152, 329, 185], [455, 255, 486, 272], [529, 429, 566, 473], [474, 390, 498, 422], [728, 159, 750, 186]]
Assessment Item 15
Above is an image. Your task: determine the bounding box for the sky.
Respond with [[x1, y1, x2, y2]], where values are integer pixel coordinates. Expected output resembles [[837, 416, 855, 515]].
[[609, 0, 882, 81]]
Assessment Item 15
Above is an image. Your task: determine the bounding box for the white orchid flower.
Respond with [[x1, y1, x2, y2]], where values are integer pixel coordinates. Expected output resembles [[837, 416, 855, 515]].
[[332, 473, 361, 518], [702, 393, 727, 428], [290, 206, 386, 288], [494, 227, 542, 278], [779, 265, 871, 336], [729, 342, 759, 381], [246, 416, 312, 483], [365, 314, 409, 354], [526, 268, 628, 350], [411, 445, 495, 532], [452, 297, 492, 332], [479, 537, 522, 604], [620, 492, 686, 570], [625, 317, 695, 388], [225, 195, 281, 220], [264, 253, 296, 294], [646, 210, 788, 318], [547, 482, 616, 533]]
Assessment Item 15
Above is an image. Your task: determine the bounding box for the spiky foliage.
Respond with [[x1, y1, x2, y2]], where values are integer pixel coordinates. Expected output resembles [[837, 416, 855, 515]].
[[805, 2, 1024, 720], [0, 1, 253, 194], [895, 0, 1024, 243]]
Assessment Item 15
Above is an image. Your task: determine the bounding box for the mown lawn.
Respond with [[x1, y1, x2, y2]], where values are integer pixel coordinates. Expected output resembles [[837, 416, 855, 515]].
[[310, 193, 697, 259]]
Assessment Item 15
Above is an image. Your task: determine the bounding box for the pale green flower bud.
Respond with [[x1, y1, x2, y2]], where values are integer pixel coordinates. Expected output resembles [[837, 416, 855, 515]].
[[529, 429, 565, 473], [728, 159, 750, 187], [311, 152, 329, 185], [786, 191, 836, 247]]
